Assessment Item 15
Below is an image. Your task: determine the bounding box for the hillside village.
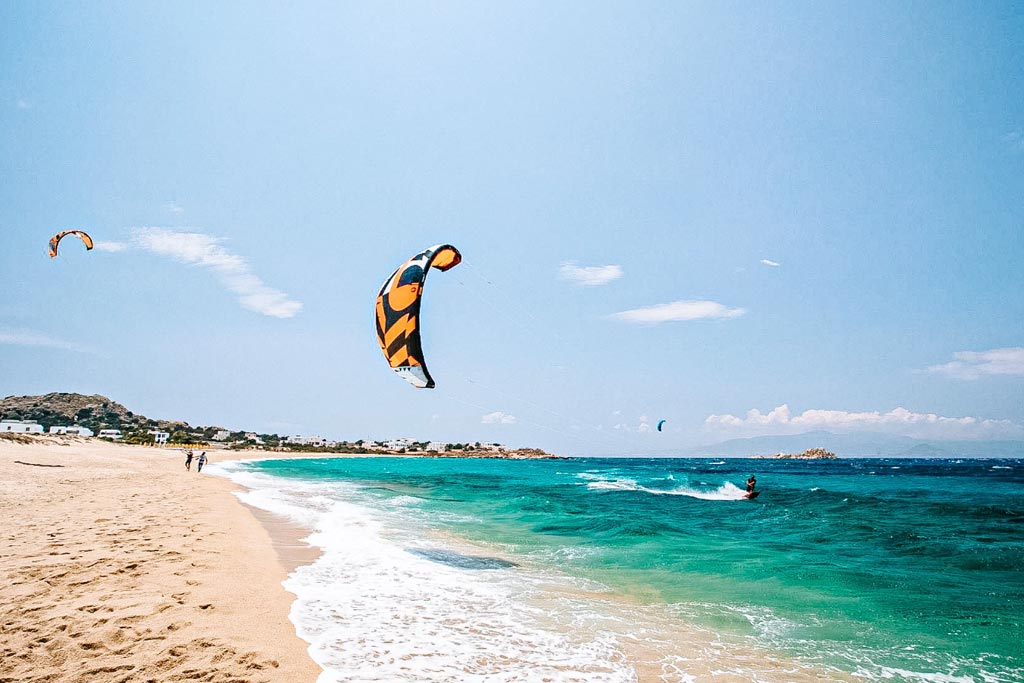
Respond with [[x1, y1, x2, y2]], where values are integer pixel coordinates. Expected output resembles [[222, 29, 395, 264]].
[[0, 392, 560, 459]]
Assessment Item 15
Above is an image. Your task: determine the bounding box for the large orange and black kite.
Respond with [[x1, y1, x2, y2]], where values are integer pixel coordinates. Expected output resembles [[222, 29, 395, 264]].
[[375, 244, 461, 388], [48, 230, 94, 258]]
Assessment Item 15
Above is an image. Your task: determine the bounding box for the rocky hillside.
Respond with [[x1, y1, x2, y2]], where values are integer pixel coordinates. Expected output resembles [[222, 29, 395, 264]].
[[0, 393, 191, 437]]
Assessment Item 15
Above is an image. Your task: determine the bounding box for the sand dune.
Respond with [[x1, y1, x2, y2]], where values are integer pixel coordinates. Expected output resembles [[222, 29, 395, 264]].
[[0, 438, 321, 683]]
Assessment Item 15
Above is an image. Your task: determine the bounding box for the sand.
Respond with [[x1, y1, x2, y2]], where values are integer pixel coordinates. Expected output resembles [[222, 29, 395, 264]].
[[0, 437, 322, 683]]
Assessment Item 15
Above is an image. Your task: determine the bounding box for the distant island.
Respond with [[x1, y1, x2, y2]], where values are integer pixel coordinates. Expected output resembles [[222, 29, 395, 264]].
[[0, 392, 562, 460], [754, 447, 838, 460]]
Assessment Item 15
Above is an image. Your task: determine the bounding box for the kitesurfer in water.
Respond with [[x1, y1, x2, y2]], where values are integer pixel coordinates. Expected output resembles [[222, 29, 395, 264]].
[[746, 475, 757, 496]]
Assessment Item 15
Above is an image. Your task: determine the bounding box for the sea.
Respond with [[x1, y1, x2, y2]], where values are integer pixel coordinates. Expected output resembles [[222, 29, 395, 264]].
[[212, 457, 1023, 683]]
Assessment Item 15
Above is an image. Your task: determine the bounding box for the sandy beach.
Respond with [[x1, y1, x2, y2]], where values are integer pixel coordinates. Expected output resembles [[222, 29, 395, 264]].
[[0, 437, 322, 683]]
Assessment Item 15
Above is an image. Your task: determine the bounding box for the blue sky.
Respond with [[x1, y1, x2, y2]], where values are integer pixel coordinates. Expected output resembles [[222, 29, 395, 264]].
[[2, 2, 1022, 454]]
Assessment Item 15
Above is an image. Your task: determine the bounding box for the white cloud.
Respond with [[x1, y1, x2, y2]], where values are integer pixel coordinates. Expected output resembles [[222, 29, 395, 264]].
[[0, 327, 88, 353], [760, 259, 781, 267], [925, 347, 1024, 380], [165, 202, 185, 215], [16, 99, 30, 109], [1004, 130, 1024, 154], [705, 404, 1022, 439], [481, 411, 517, 425], [131, 228, 302, 318], [93, 241, 128, 252], [611, 300, 746, 324], [559, 262, 623, 286]]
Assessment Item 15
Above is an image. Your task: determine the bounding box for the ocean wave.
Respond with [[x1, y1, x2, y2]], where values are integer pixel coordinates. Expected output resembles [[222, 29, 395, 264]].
[[579, 472, 751, 501], [211, 458, 1023, 683], [215, 461, 639, 683], [647, 481, 753, 501]]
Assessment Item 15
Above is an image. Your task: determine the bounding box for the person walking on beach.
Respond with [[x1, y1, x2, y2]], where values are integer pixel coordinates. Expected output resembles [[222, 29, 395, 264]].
[[196, 451, 207, 473], [184, 449, 193, 471]]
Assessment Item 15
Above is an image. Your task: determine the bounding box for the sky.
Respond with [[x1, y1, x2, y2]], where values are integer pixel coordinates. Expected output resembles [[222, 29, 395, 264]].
[[2, 1, 1022, 455]]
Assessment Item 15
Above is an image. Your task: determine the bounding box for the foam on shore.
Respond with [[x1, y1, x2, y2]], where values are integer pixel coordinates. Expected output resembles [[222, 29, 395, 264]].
[[214, 460, 853, 683]]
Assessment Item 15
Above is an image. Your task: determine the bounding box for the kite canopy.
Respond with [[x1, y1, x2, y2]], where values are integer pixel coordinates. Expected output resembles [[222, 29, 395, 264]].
[[48, 230, 94, 258], [656, 419, 666, 432], [375, 244, 461, 388]]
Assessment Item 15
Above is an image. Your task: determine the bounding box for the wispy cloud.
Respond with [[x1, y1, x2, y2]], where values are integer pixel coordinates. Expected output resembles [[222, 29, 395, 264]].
[[93, 241, 128, 252], [559, 262, 623, 286], [481, 411, 517, 424], [611, 300, 746, 324], [612, 416, 654, 433], [0, 327, 89, 353], [1004, 130, 1024, 154], [705, 404, 1022, 439], [130, 228, 303, 318], [165, 202, 185, 215], [760, 259, 781, 267], [16, 99, 31, 110], [925, 347, 1024, 380]]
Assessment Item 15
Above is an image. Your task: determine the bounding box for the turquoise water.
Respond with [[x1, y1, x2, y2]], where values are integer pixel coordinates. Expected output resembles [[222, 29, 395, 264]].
[[241, 457, 1023, 682]]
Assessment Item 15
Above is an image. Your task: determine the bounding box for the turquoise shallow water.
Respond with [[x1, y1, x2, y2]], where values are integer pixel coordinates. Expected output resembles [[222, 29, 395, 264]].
[[248, 457, 1023, 682]]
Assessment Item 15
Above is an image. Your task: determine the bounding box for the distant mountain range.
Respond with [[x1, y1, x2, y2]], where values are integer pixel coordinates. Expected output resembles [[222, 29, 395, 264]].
[[685, 430, 1023, 458]]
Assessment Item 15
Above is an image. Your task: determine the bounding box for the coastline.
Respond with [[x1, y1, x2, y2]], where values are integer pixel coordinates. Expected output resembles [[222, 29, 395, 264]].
[[0, 438, 323, 682], [223, 454, 859, 683], [9, 441, 1009, 682]]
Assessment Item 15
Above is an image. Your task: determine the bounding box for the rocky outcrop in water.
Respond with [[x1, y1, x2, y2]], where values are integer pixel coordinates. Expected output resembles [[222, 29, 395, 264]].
[[757, 447, 838, 460]]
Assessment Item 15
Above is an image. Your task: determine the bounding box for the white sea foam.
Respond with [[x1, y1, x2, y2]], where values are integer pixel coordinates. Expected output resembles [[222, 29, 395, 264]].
[[587, 478, 640, 492], [212, 461, 1008, 683], [855, 665, 975, 683], [650, 482, 750, 501], [215, 461, 639, 682], [578, 471, 751, 501]]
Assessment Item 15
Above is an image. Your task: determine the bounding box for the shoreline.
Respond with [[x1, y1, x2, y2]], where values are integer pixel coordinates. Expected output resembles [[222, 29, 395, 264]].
[[0, 438, 323, 682], [241, 502, 322, 574], [9, 440, 1002, 682], [225, 455, 858, 683]]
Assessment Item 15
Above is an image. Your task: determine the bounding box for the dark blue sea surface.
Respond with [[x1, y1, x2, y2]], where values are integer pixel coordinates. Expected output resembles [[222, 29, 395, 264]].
[[246, 457, 1024, 682]]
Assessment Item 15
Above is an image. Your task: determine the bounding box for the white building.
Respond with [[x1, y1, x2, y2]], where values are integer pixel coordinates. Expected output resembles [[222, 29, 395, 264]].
[[212, 430, 231, 441], [149, 430, 170, 445], [48, 425, 94, 437], [97, 429, 123, 440], [244, 432, 264, 445], [384, 438, 416, 450], [1, 419, 44, 433], [287, 435, 327, 447], [426, 441, 448, 452]]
